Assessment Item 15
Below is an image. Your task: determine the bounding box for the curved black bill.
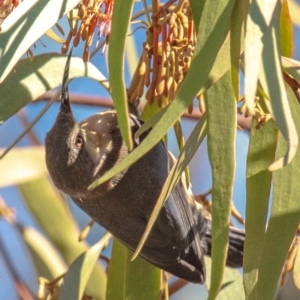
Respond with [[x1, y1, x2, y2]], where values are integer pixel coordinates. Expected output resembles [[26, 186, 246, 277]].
[[60, 48, 73, 114]]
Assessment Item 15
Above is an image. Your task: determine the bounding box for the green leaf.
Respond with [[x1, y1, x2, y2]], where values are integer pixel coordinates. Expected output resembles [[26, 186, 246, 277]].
[[256, 87, 300, 300], [244, 0, 278, 114], [230, 0, 247, 100], [0, 0, 80, 82], [125, 25, 140, 83], [204, 71, 236, 300], [245, 0, 298, 171], [106, 239, 161, 300], [89, 0, 236, 190], [18, 225, 66, 280], [189, 1, 206, 30], [0, 53, 107, 123], [280, 0, 293, 58], [18, 177, 107, 300], [0, 146, 47, 188], [59, 234, 111, 300], [282, 56, 300, 84], [261, 24, 298, 171], [132, 114, 207, 260], [108, 0, 135, 150], [244, 115, 278, 300], [204, 256, 245, 300]]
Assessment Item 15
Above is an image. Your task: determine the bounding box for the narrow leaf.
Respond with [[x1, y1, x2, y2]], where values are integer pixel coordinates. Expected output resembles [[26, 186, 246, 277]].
[[189, 1, 206, 30], [244, 115, 278, 300], [257, 87, 300, 300], [204, 257, 245, 300], [0, 0, 80, 82], [106, 239, 161, 300], [280, 0, 293, 58], [59, 234, 110, 300], [0, 53, 107, 123], [282, 56, 300, 84], [244, 0, 280, 114], [259, 4, 298, 171], [245, 0, 298, 171], [230, 0, 247, 100], [204, 71, 236, 299], [108, 0, 134, 150]]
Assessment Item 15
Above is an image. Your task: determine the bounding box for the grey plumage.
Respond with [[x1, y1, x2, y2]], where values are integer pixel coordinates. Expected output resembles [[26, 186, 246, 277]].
[[45, 52, 244, 283]]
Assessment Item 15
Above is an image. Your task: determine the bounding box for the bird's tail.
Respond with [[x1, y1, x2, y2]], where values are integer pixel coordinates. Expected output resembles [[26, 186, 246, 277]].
[[204, 220, 245, 268]]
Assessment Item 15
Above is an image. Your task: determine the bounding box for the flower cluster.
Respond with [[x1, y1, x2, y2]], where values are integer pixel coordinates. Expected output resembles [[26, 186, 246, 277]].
[[62, 0, 114, 62], [0, 0, 21, 24], [128, 0, 196, 112]]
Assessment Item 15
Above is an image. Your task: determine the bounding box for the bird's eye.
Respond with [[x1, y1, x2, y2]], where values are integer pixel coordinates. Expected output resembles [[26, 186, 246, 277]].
[[75, 135, 84, 148]]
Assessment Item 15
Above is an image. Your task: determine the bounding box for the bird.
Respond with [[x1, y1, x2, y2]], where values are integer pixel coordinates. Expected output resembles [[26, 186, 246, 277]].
[[45, 51, 244, 284]]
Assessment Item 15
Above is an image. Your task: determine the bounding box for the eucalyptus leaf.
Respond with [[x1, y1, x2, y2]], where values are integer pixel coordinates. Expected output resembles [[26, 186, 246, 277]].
[[280, 0, 294, 58], [204, 256, 245, 300], [244, 115, 278, 300], [0, 0, 81, 82], [59, 234, 111, 300], [245, 0, 298, 171], [230, 0, 247, 100], [204, 71, 237, 300], [256, 87, 300, 300], [244, 0, 279, 114], [106, 239, 161, 300], [108, 0, 135, 150], [260, 6, 298, 172], [282, 56, 300, 84]]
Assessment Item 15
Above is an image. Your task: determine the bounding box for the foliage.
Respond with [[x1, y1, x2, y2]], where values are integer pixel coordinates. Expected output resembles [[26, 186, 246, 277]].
[[1, 0, 300, 299]]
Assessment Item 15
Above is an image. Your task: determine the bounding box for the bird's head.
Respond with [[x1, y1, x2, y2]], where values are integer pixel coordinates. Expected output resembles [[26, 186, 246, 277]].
[[45, 51, 137, 199]]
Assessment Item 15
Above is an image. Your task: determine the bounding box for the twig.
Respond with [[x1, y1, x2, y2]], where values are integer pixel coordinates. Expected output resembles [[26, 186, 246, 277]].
[[283, 71, 300, 104], [17, 110, 40, 146], [167, 278, 188, 296]]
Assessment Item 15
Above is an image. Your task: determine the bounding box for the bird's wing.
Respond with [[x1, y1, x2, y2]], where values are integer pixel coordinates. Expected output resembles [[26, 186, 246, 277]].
[[166, 152, 207, 280]]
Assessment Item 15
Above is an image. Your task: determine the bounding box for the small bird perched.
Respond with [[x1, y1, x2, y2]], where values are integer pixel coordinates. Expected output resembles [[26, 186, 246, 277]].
[[45, 52, 244, 284]]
